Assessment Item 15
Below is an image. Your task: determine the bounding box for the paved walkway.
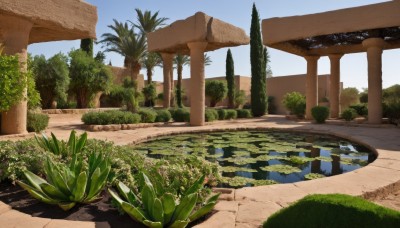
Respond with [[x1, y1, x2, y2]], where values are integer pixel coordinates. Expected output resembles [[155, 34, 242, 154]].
[[1, 114, 400, 228]]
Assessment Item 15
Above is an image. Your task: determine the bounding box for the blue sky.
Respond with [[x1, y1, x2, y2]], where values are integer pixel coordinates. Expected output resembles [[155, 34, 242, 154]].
[[28, 0, 398, 90]]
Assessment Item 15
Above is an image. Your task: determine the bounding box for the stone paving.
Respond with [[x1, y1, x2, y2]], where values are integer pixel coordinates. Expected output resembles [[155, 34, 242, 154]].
[[1, 114, 400, 228]]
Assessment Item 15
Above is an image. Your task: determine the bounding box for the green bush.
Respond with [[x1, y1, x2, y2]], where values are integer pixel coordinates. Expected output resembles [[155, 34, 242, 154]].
[[171, 108, 190, 122], [217, 109, 227, 120], [225, 109, 238, 119], [341, 108, 357, 121], [263, 194, 400, 228], [282, 92, 306, 117], [142, 83, 157, 107], [205, 80, 227, 107], [385, 100, 400, 125], [205, 109, 219, 122], [155, 109, 172, 123], [81, 110, 141, 125], [237, 109, 252, 118], [139, 109, 157, 123], [349, 104, 368, 117], [27, 112, 49, 132], [311, 106, 330, 123]]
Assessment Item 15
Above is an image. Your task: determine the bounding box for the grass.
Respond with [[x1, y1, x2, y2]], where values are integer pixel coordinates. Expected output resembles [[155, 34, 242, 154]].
[[263, 194, 400, 228]]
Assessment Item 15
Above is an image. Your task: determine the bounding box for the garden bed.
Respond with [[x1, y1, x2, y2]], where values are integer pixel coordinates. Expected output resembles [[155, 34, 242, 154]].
[[84, 122, 169, 132], [42, 108, 120, 115]]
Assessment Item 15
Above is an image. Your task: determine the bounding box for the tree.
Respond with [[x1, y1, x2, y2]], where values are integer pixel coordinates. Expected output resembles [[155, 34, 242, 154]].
[[100, 19, 147, 81], [174, 54, 190, 108], [226, 49, 235, 108], [142, 83, 157, 107], [282, 92, 306, 117], [132, 9, 169, 34], [80, 39, 94, 57], [264, 47, 273, 78], [69, 49, 113, 108], [204, 54, 212, 66], [142, 52, 161, 84], [250, 3, 267, 117], [340, 87, 359, 111], [30, 54, 70, 109], [205, 80, 227, 107], [121, 78, 143, 112]]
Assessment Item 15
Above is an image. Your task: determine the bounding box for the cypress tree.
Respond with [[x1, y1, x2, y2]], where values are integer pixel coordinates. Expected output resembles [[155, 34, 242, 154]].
[[226, 49, 235, 108], [80, 39, 94, 57], [250, 3, 267, 117]]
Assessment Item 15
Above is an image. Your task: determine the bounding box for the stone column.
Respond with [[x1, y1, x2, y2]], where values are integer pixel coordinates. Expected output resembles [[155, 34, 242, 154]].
[[328, 54, 343, 118], [362, 38, 386, 124], [305, 56, 320, 120], [161, 53, 174, 108], [188, 42, 208, 126], [0, 15, 33, 135]]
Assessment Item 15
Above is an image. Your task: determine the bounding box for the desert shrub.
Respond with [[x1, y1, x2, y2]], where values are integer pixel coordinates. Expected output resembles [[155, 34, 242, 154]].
[[217, 109, 227, 120], [142, 83, 157, 107], [282, 92, 306, 117], [341, 108, 357, 121], [237, 109, 253, 118], [27, 112, 49, 132], [171, 108, 190, 122], [340, 87, 359, 110], [205, 109, 219, 122], [311, 106, 330, 123], [205, 80, 227, 107], [349, 104, 368, 117], [225, 109, 238, 119], [263, 194, 400, 228], [155, 109, 171, 122], [81, 110, 141, 125], [385, 100, 400, 125], [234, 89, 247, 108], [138, 109, 157, 123]]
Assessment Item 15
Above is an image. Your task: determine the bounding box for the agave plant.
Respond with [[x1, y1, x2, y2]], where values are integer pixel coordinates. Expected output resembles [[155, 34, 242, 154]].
[[109, 173, 220, 228], [35, 130, 87, 158], [17, 151, 111, 210]]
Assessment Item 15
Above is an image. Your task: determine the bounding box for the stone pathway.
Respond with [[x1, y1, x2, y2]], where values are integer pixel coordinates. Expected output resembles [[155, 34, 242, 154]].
[[1, 114, 400, 228]]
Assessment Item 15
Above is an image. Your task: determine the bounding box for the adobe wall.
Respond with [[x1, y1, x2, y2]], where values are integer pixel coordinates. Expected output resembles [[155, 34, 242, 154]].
[[108, 66, 144, 90]]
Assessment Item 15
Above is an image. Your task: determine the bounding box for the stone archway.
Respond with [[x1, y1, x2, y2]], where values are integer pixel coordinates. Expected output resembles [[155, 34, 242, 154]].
[[147, 12, 250, 126]]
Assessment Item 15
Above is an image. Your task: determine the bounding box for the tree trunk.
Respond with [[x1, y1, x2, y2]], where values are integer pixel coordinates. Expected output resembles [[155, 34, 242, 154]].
[[177, 64, 183, 107], [147, 66, 152, 84], [130, 62, 141, 82]]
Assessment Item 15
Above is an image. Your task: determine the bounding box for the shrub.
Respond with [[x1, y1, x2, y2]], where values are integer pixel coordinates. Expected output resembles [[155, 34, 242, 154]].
[[311, 106, 330, 123], [171, 108, 190, 122], [341, 108, 357, 121], [282, 92, 306, 117], [27, 112, 49, 132], [234, 89, 247, 108], [217, 109, 227, 120], [142, 83, 157, 107], [225, 109, 238, 119], [263, 194, 400, 228], [237, 109, 253, 118], [139, 109, 157, 123], [155, 109, 172, 122], [109, 173, 220, 227], [205, 109, 219, 122], [81, 110, 141, 125], [385, 100, 400, 125], [340, 87, 359, 110], [205, 80, 227, 107], [349, 104, 368, 117]]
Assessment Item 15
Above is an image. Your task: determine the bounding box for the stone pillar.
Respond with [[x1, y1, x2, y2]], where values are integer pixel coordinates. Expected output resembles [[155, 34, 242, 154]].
[[188, 42, 208, 126], [305, 56, 320, 120], [0, 15, 33, 135], [328, 54, 343, 118], [362, 38, 386, 124], [161, 53, 174, 108]]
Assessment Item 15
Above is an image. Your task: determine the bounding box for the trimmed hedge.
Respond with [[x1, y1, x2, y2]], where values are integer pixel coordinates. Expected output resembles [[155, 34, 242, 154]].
[[138, 109, 157, 123], [205, 109, 219, 122], [155, 109, 172, 123], [217, 109, 227, 120], [311, 106, 329, 123], [263, 194, 400, 228], [341, 108, 357, 121], [237, 109, 252, 118], [349, 104, 368, 117], [81, 110, 141, 125], [225, 109, 238, 119], [170, 108, 190, 122], [27, 112, 49, 133]]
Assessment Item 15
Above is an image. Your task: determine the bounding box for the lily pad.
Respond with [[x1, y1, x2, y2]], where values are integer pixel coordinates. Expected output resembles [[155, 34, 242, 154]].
[[260, 165, 302, 174], [252, 179, 279, 186], [221, 176, 254, 187], [304, 173, 326, 180], [220, 166, 257, 173]]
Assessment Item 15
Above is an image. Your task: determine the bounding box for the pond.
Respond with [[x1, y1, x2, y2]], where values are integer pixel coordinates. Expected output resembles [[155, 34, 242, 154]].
[[132, 131, 375, 188]]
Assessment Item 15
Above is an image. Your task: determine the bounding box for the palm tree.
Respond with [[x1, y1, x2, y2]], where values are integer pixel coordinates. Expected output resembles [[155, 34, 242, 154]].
[[132, 9, 169, 34], [204, 54, 212, 66], [141, 52, 162, 84], [100, 19, 147, 81], [174, 54, 190, 108]]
